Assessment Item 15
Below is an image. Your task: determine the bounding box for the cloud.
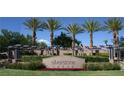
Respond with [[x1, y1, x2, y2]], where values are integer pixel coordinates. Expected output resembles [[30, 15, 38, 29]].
[[37, 39, 50, 46]]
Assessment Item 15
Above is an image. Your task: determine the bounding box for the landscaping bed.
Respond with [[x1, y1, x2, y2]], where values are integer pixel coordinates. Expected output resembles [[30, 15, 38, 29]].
[[0, 55, 120, 71]]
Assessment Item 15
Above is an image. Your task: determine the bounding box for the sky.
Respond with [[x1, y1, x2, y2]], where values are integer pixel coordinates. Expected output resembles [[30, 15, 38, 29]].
[[0, 17, 124, 46]]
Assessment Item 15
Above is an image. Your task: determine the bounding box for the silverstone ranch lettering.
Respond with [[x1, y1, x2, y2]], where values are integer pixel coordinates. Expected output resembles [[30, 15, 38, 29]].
[[51, 60, 75, 65]]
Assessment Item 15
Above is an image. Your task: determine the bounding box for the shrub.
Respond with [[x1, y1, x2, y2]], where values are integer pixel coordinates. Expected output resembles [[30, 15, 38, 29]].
[[21, 51, 37, 55], [27, 62, 45, 70], [21, 55, 43, 62], [86, 63, 103, 71], [103, 63, 113, 70], [86, 62, 120, 71], [112, 63, 121, 70], [6, 62, 46, 70], [78, 56, 109, 62]]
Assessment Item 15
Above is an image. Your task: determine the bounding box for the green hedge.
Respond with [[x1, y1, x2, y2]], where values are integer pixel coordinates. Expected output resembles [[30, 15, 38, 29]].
[[86, 63, 103, 71], [21, 51, 37, 55], [6, 62, 46, 70], [21, 55, 43, 62], [86, 63, 120, 71], [78, 56, 109, 62]]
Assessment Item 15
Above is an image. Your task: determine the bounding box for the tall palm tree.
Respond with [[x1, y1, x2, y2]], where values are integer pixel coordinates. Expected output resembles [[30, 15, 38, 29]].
[[42, 18, 61, 49], [24, 18, 42, 45], [82, 20, 101, 48], [64, 24, 83, 56], [104, 18, 124, 47]]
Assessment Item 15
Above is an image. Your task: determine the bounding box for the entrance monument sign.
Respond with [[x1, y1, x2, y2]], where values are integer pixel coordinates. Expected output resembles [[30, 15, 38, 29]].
[[43, 56, 85, 70]]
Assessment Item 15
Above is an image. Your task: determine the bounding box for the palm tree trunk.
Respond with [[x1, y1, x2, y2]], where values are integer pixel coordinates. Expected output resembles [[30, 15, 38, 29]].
[[50, 32, 54, 48], [113, 32, 118, 47], [32, 31, 36, 45], [50, 31, 54, 55], [90, 32, 93, 48], [72, 35, 75, 56], [116, 31, 119, 47], [90, 32, 93, 55]]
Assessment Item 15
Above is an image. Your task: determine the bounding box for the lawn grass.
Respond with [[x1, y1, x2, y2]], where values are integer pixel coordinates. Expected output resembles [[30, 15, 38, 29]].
[[0, 69, 124, 76]]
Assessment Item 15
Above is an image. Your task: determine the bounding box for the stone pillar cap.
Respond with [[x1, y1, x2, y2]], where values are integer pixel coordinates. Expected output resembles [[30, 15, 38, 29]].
[[23, 45, 29, 48], [8, 46, 13, 48], [14, 44, 22, 47]]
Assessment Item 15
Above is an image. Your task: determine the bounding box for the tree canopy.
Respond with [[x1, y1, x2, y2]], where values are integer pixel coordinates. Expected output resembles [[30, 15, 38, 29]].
[[53, 32, 81, 48], [119, 36, 124, 47], [0, 29, 32, 52]]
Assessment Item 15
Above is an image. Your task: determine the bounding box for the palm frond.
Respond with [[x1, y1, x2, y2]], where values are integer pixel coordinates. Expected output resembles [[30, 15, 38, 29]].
[[82, 20, 102, 32], [64, 23, 84, 36], [42, 18, 62, 32], [104, 18, 124, 33], [24, 18, 43, 32]]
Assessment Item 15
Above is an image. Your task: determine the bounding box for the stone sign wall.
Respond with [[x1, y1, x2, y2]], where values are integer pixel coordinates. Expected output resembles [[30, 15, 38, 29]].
[[42, 56, 85, 70]]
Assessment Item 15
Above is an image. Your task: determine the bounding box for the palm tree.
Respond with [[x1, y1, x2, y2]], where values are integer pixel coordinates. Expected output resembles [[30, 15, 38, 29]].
[[104, 18, 124, 47], [42, 18, 61, 49], [64, 24, 83, 56], [82, 20, 101, 48], [103, 39, 108, 46], [24, 18, 42, 45]]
